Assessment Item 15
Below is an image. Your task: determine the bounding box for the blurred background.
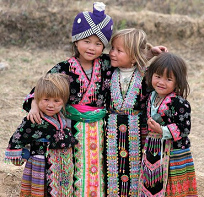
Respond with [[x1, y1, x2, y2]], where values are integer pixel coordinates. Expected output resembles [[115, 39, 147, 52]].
[[1, 0, 204, 48]]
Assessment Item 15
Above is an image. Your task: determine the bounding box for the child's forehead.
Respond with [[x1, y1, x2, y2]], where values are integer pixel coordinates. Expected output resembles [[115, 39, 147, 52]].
[[41, 94, 62, 99], [156, 68, 174, 77], [112, 36, 124, 44]]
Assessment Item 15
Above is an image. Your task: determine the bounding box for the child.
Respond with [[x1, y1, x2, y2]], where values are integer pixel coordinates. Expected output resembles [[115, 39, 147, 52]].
[[23, 2, 114, 197], [23, 3, 167, 196], [105, 28, 165, 196], [5, 73, 78, 197], [138, 52, 198, 196]]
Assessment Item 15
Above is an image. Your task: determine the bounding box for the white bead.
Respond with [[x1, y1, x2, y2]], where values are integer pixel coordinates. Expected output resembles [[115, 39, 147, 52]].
[[77, 18, 81, 23]]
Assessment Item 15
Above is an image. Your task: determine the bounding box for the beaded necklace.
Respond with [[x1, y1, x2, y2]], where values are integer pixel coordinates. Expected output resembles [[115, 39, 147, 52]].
[[110, 68, 142, 112], [119, 66, 136, 98], [107, 68, 143, 196]]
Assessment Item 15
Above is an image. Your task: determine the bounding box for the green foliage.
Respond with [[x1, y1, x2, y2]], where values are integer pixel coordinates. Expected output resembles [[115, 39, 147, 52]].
[[118, 19, 127, 30], [21, 58, 30, 63]]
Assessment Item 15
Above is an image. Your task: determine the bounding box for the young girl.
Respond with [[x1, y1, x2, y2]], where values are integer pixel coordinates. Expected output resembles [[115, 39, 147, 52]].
[[105, 28, 166, 196], [138, 52, 198, 196], [5, 73, 78, 197], [23, 3, 167, 196], [23, 2, 114, 197]]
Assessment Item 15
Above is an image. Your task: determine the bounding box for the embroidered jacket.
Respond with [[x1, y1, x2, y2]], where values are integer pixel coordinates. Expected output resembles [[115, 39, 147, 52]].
[[5, 112, 77, 161], [147, 91, 191, 149], [23, 54, 114, 112]]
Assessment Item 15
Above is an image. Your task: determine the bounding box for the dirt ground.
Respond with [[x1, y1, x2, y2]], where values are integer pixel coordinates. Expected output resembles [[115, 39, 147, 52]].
[[0, 1, 204, 196], [0, 44, 204, 197]]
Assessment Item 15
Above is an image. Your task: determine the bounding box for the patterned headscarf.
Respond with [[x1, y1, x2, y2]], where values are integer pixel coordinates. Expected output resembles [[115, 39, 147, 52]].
[[72, 2, 113, 46]]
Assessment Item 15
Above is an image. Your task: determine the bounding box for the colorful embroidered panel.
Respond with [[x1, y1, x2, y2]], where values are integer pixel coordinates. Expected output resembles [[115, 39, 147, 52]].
[[106, 68, 144, 196], [73, 120, 105, 197]]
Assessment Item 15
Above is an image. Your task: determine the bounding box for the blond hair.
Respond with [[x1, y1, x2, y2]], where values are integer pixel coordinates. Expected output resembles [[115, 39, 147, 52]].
[[111, 28, 148, 73], [34, 73, 70, 110]]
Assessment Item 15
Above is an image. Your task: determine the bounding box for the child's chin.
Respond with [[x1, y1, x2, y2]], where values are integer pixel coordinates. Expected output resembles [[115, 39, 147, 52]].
[[45, 112, 56, 116]]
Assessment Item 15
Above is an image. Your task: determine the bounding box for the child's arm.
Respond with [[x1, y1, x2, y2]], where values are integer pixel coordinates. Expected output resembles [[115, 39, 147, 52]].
[[148, 98, 191, 142], [166, 98, 191, 142], [5, 117, 44, 165]]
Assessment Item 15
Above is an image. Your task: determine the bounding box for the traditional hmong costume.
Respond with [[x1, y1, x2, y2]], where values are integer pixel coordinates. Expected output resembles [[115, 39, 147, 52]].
[[22, 2, 114, 196], [138, 91, 198, 197], [105, 67, 149, 196], [23, 55, 114, 197], [5, 112, 77, 197]]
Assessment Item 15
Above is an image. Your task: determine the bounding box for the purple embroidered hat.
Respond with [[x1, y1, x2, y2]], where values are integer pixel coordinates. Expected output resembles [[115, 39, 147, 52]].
[[72, 2, 113, 46]]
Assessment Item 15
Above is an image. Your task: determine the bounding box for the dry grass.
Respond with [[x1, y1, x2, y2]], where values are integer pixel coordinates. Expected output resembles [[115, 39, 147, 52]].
[[1, 0, 204, 49], [1, 46, 204, 197], [1, 0, 204, 16]]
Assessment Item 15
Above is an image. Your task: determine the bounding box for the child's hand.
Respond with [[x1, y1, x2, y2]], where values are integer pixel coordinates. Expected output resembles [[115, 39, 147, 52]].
[[146, 45, 168, 60], [147, 117, 162, 134], [27, 99, 44, 124], [151, 45, 168, 56]]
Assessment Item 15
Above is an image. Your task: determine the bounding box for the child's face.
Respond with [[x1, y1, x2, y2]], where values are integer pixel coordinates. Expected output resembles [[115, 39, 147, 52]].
[[38, 96, 64, 117], [75, 35, 104, 63], [152, 69, 176, 97], [109, 37, 133, 68]]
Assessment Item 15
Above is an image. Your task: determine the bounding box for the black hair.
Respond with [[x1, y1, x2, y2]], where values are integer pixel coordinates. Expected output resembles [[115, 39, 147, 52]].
[[146, 52, 190, 98]]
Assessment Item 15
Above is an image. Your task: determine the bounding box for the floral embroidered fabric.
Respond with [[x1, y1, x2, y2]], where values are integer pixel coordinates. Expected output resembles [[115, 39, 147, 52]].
[[106, 68, 148, 196]]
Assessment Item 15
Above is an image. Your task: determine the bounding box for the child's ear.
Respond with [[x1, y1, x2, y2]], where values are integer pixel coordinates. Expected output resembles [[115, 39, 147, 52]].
[[131, 59, 136, 65], [75, 41, 78, 47]]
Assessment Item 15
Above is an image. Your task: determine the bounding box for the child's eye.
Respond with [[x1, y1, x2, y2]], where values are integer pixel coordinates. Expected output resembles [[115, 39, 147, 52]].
[[167, 78, 173, 81], [96, 43, 102, 46], [110, 47, 115, 51]]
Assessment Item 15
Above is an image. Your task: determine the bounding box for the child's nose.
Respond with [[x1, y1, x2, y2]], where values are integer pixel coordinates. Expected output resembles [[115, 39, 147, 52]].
[[89, 44, 95, 50], [109, 50, 115, 56], [158, 79, 165, 84], [48, 102, 54, 107]]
